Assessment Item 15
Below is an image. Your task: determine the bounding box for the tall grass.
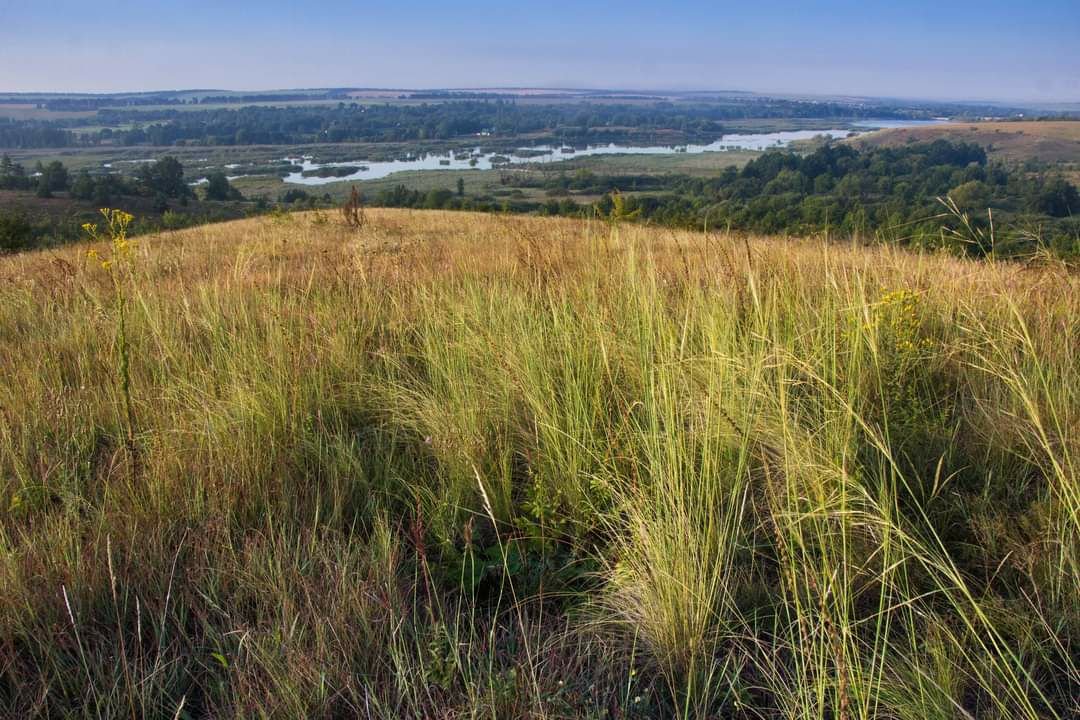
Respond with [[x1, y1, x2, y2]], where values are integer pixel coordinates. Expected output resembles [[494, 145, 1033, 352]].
[[0, 209, 1076, 718]]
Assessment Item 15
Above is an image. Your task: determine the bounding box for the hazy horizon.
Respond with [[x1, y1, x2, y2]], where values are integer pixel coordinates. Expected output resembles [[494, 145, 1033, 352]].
[[2, 84, 1077, 109], [2, 0, 1078, 103]]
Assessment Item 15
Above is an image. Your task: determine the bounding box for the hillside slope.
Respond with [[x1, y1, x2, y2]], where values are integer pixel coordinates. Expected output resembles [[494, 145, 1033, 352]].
[[853, 120, 1080, 164], [1, 210, 1077, 718]]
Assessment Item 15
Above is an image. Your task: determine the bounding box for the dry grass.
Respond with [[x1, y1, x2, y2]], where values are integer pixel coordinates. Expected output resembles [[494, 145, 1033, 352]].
[[853, 120, 1080, 165], [0, 209, 1076, 718]]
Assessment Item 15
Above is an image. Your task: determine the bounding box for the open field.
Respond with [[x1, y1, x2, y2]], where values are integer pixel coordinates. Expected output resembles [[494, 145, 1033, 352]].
[[0, 104, 97, 121], [0, 209, 1076, 718], [534, 149, 757, 176], [854, 120, 1080, 164]]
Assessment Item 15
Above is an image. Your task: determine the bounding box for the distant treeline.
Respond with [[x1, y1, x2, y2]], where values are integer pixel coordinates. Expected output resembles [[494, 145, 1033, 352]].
[[194, 91, 351, 105], [38, 96, 186, 112], [0, 119, 79, 148], [8, 94, 1077, 150], [8, 91, 352, 112], [0, 99, 936, 148]]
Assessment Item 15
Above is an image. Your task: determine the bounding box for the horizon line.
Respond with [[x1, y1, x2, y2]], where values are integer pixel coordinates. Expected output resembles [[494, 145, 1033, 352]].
[[1, 85, 1076, 107]]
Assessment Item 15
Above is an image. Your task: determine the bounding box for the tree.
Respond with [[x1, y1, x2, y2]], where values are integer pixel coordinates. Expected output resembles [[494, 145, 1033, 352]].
[[949, 180, 992, 211], [279, 188, 311, 204], [1034, 177, 1079, 218], [93, 176, 118, 206], [0, 155, 30, 190], [456, 177, 465, 198], [602, 190, 641, 224], [71, 170, 96, 200], [35, 176, 53, 198], [0, 210, 36, 252], [422, 188, 454, 209], [204, 172, 240, 201], [138, 156, 188, 198], [34, 161, 69, 196]]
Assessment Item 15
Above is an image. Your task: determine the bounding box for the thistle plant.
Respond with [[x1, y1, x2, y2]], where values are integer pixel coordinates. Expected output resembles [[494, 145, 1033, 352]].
[[84, 208, 137, 449]]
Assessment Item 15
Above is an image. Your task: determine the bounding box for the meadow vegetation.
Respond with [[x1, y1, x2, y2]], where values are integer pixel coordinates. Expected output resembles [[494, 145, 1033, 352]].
[[0, 209, 1076, 718]]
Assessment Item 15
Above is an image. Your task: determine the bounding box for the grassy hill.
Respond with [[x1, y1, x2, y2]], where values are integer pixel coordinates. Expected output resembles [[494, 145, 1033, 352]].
[[854, 120, 1080, 170], [0, 209, 1077, 718]]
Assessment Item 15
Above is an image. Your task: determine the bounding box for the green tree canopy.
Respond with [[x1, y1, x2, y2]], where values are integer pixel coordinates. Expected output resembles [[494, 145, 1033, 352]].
[[138, 156, 189, 198], [203, 172, 241, 202]]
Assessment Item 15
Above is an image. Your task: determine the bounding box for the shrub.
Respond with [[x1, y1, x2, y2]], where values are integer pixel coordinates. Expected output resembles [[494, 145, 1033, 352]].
[[0, 209, 38, 251]]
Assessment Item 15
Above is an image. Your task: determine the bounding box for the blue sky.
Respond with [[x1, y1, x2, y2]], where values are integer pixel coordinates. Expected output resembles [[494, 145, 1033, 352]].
[[2, 0, 1077, 101]]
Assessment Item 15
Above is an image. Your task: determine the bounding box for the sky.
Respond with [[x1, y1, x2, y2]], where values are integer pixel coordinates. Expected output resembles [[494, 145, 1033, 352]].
[[1, 0, 1078, 102]]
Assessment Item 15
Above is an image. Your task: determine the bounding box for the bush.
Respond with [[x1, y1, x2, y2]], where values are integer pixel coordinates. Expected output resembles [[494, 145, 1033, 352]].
[[204, 172, 242, 201], [161, 210, 187, 230], [0, 209, 38, 251], [279, 188, 311, 204]]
